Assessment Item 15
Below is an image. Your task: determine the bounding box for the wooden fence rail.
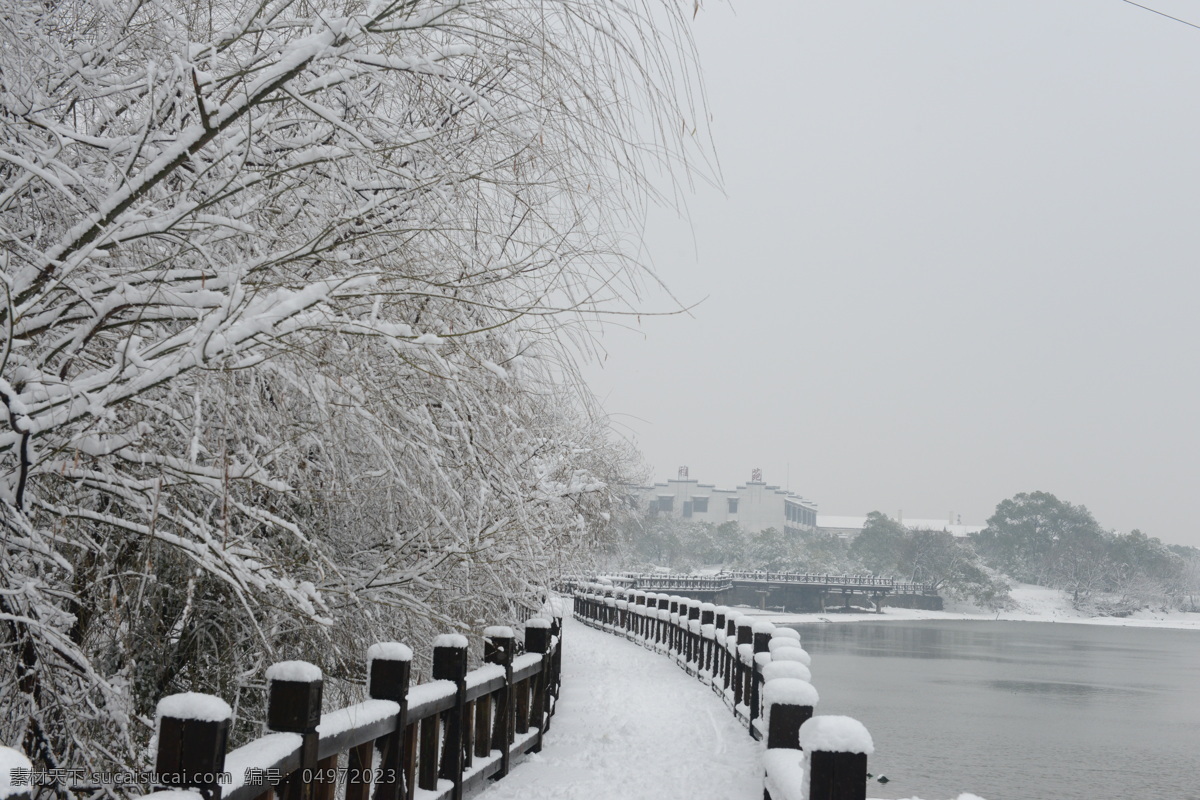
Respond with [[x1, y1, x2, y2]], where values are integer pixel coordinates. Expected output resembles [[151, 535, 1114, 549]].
[[571, 581, 874, 800], [629, 570, 939, 596], [0, 614, 563, 800]]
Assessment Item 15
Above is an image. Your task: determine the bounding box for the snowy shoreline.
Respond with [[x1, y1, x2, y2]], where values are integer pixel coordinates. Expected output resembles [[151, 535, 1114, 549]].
[[750, 583, 1200, 631]]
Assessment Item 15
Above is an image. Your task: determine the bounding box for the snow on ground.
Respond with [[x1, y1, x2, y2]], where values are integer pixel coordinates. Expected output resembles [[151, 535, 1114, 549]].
[[478, 615, 763, 800], [752, 583, 1200, 630]]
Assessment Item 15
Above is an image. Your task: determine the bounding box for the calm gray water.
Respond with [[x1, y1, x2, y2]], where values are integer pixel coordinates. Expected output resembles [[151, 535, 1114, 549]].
[[788, 620, 1200, 800]]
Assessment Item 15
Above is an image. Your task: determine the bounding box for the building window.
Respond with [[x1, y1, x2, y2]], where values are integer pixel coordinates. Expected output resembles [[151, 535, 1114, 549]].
[[728, 498, 738, 514], [693, 497, 708, 513], [682, 501, 692, 518], [657, 496, 674, 513]]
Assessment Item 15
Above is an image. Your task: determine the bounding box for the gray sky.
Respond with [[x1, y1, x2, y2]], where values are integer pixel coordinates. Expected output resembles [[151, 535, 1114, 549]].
[[582, 0, 1200, 547]]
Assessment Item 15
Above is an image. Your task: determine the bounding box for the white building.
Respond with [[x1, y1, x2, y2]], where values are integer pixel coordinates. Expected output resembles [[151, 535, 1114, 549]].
[[632, 469, 818, 535]]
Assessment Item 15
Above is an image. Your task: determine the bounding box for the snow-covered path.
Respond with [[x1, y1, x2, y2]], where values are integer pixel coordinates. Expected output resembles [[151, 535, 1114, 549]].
[[477, 616, 763, 800]]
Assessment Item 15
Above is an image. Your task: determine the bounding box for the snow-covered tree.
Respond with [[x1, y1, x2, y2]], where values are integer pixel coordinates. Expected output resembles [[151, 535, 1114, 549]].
[[0, 0, 704, 787]]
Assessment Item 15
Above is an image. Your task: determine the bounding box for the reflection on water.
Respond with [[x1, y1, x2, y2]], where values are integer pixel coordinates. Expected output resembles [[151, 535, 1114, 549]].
[[787, 621, 1200, 800]]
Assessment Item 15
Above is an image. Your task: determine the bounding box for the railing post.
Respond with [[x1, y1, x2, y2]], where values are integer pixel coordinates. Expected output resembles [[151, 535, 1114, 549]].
[[799, 716, 874, 800], [267, 661, 323, 800], [763, 679, 818, 749], [433, 634, 468, 800], [735, 619, 753, 713], [549, 614, 564, 700], [750, 621, 775, 733], [525, 619, 552, 753], [485, 627, 515, 779], [724, 614, 739, 692], [365, 643, 412, 800], [657, 595, 670, 647], [687, 602, 701, 664], [154, 692, 232, 800], [712, 607, 727, 681]]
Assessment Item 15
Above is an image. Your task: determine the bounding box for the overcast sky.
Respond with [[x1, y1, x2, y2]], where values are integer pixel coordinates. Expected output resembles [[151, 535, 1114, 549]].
[[581, 0, 1200, 547]]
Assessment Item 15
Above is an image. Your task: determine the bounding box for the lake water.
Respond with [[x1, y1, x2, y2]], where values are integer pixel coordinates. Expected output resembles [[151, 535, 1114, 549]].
[[786, 620, 1200, 800]]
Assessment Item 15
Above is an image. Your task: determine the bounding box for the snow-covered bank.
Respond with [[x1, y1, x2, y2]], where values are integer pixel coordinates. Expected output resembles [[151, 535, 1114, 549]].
[[755, 583, 1200, 630]]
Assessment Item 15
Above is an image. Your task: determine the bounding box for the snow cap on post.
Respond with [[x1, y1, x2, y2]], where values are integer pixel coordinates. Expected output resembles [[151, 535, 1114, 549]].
[[484, 626, 515, 639], [265, 661, 322, 683], [763, 678, 819, 709], [0, 747, 32, 800], [156, 692, 233, 723], [367, 642, 413, 664], [432, 633, 469, 649], [762, 661, 812, 683], [769, 637, 804, 654], [751, 620, 777, 634], [771, 647, 812, 666], [772, 628, 802, 642], [525, 617, 552, 629], [798, 715, 874, 755]]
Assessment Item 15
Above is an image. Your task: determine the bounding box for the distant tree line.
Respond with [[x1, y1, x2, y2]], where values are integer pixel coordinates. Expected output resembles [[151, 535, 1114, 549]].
[[620, 490, 1200, 613], [973, 491, 1198, 613]]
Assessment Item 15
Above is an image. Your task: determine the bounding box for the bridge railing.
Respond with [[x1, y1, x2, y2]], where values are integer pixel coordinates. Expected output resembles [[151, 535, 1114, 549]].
[[570, 582, 875, 800], [1, 614, 564, 800], [631, 575, 733, 592], [613, 570, 940, 596]]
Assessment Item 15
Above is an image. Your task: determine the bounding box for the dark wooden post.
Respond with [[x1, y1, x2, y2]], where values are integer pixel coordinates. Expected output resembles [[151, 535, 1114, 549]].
[[698, 603, 714, 673], [734, 620, 753, 710], [433, 635, 469, 800], [724, 615, 738, 691], [681, 600, 693, 657], [677, 599, 689, 656], [549, 615, 563, 700], [752, 621, 775, 654], [763, 678, 818, 749], [656, 595, 669, 645], [154, 693, 232, 800], [525, 619, 551, 752], [712, 608, 727, 677], [799, 716, 872, 800], [417, 716, 439, 791], [365, 643, 411, 800], [484, 627, 515, 779], [687, 603, 701, 666], [750, 621, 774, 732], [267, 662, 323, 800]]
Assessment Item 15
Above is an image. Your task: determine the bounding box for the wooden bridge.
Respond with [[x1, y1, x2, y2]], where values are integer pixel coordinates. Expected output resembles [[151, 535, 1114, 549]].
[[579, 570, 943, 613]]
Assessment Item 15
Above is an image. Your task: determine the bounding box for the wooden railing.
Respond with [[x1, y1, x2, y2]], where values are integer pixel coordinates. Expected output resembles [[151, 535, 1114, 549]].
[[728, 570, 938, 594], [631, 575, 734, 592], [560, 571, 939, 596], [571, 582, 875, 800], [0, 616, 563, 800]]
